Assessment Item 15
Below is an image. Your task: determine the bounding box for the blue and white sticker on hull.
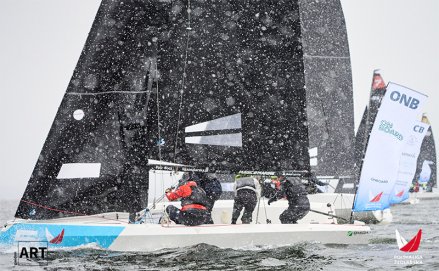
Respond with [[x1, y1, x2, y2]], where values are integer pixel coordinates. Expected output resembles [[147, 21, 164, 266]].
[[0, 223, 125, 249]]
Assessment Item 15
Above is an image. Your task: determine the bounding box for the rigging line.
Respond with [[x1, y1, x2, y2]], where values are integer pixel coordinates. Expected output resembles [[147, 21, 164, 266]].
[[173, 0, 192, 163]]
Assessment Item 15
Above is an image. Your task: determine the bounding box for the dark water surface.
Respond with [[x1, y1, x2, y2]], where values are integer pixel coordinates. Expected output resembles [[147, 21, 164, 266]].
[[1, 198, 438, 270]]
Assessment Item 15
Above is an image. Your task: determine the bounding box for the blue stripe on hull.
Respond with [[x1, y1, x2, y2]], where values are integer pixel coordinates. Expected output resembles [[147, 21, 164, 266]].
[[0, 223, 125, 249]]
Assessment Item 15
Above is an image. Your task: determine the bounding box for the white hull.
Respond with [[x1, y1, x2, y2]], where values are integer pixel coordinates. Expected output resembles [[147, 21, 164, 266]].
[[1, 220, 371, 252], [110, 223, 370, 251]]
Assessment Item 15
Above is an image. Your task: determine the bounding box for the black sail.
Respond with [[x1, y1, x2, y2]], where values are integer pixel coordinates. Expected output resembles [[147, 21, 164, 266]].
[[353, 71, 387, 173], [346, 70, 388, 193], [15, 0, 167, 219], [157, 0, 310, 174], [297, 0, 356, 178]]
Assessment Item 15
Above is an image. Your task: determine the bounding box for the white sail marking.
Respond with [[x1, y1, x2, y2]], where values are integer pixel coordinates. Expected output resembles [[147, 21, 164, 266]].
[[147, 159, 193, 167], [185, 113, 241, 133], [57, 163, 101, 179], [185, 133, 242, 147], [73, 109, 85, 120], [308, 147, 318, 157]]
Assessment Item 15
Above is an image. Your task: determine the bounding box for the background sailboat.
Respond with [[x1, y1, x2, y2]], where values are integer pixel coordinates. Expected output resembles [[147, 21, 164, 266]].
[[412, 114, 437, 193]]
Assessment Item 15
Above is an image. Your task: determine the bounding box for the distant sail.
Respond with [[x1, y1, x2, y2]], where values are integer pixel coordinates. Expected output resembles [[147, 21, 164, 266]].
[[353, 70, 387, 182], [413, 115, 437, 189]]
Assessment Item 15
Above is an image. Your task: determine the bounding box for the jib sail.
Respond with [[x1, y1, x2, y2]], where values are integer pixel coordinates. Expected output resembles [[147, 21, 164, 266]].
[[15, 0, 167, 219]]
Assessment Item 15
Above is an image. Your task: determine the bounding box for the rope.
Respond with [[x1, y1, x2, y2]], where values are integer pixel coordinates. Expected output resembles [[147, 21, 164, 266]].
[[20, 199, 129, 224], [173, 0, 192, 163]]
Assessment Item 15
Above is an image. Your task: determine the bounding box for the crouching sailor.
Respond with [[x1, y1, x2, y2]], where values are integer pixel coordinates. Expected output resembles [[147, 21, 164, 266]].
[[164, 175, 210, 226], [267, 176, 310, 224]]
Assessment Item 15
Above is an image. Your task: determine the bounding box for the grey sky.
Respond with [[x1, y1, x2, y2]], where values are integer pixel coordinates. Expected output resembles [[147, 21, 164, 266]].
[[0, 0, 438, 200]]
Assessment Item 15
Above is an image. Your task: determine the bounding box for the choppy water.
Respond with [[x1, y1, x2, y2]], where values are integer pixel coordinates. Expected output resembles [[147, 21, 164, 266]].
[[1, 198, 438, 270]]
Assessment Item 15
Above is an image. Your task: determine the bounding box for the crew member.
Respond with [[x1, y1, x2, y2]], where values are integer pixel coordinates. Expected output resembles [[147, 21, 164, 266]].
[[164, 173, 210, 226], [197, 173, 222, 224], [231, 175, 260, 224], [268, 176, 310, 224]]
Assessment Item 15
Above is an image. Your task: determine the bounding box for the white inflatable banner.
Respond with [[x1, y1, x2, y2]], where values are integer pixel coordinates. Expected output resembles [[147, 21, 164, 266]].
[[354, 83, 428, 211], [390, 121, 429, 204]]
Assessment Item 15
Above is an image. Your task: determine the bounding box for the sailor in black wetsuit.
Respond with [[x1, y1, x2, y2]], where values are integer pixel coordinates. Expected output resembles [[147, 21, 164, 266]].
[[231, 175, 260, 224], [196, 174, 222, 224], [268, 176, 310, 224]]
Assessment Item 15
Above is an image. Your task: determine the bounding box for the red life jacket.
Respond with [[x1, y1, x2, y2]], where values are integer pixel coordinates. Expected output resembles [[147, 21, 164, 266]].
[[166, 181, 208, 211]]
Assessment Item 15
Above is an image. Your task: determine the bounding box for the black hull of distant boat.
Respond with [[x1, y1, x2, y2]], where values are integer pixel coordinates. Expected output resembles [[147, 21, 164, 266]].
[[16, 0, 352, 219]]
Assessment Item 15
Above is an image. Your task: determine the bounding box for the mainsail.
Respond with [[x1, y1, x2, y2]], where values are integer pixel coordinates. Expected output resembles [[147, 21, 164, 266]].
[[156, 0, 313, 174], [16, 0, 353, 219], [298, 0, 356, 179]]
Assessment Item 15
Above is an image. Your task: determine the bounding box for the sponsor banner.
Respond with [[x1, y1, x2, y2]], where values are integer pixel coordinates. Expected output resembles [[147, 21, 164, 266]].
[[354, 83, 428, 211], [390, 122, 429, 204]]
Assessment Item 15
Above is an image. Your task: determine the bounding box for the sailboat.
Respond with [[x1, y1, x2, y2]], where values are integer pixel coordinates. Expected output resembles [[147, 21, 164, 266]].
[[1, 0, 372, 251], [409, 114, 438, 200], [350, 70, 394, 223]]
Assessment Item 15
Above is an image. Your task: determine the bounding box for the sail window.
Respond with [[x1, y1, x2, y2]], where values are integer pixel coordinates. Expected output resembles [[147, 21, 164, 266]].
[[56, 163, 101, 179], [73, 109, 85, 121]]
